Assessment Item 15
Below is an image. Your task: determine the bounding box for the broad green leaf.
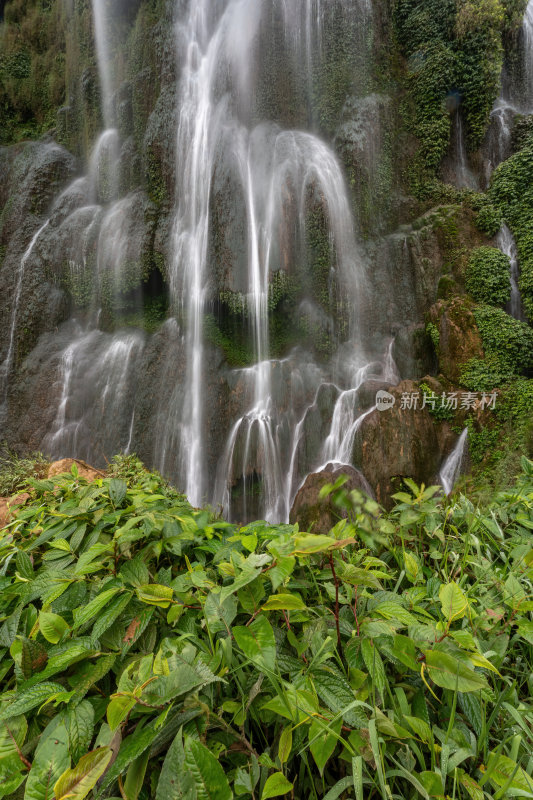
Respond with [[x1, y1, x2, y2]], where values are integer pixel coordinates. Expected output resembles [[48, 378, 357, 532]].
[[54, 748, 112, 800], [361, 639, 386, 694], [107, 695, 136, 731], [136, 584, 174, 608], [291, 534, 336, 554], [155, 730, 196, 800], [261, 772, 293, 799], [278, 727, 292, 765], [123, 748, 151, 800], [485, 752, 533, 795], [219, 562, 263, 605], [0, 715, 27, 762], [24, 717, 70, 800], [184, 737, 232, 800], [404, 552, 420, 583], [424, 650, 487, 693], [233, 615, 276, 672], [439, 582, 468, 623], [0, 682, 65, 722], [73, 588, 122, 629], [309, 718, 341, 776], [39, 611, 70, 644], [262, 594, 306, 611]]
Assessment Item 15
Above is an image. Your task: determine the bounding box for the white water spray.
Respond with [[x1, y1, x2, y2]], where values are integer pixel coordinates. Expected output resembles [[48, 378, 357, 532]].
[[439, 428, 468, 496]]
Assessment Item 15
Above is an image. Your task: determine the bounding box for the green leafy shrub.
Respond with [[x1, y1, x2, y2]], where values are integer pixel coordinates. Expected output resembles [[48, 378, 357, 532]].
[[474, 304, 533, 372], [1, 461, 533, 798], [465, 246, 511, 306], [0, 445, 48, 496]]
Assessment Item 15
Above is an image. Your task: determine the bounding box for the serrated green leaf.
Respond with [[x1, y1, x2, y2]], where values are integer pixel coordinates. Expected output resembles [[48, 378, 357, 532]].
[[91, 592, 132, 642], [0, 682, 64, 722], [72, 588, 122, 630], [233, 615, 276, 672], [184, 737, 232, 800], [65, 701, 95, 763], [109, 479, 127, 508], [155, 730, 196, 800], [24, 716, 70, 800]]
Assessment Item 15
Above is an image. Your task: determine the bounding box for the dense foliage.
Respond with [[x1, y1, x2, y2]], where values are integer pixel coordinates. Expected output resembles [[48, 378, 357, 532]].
[[490, 129, 533, 321], [465, 247, 511, 307], [1, 458, 533, 800]]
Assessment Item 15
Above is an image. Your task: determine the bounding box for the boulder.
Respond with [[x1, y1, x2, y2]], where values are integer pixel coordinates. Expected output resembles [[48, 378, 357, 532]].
[[353, 380, 456, 506], [47, 459, 104, 482], [290, 463, 374, 533], [0, 493, 31, 529]]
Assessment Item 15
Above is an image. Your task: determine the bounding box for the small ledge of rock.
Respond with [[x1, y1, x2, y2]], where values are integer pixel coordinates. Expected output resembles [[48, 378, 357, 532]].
[[47, 459, 104, 482], [290, 463, 374, 534]]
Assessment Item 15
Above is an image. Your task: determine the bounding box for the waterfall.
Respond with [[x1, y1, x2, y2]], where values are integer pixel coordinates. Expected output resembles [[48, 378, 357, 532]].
[[451, 112, 477, 190], [497, 224, 524, 320], [0, 220, 49, 408], [439, 429, 468, 496], [524, 0, 533, 109], [91, 0, 114, 128], [485, 1, 533, 178], [160, 0, 373, 516], [43, 328, 144, 464]]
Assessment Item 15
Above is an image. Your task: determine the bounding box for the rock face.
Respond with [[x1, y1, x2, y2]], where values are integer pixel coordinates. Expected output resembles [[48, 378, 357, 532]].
[[47, 459, 103, 482], [353, 380, 456, 507], [0, 493, 31, 530], [428, 298, 485, 383], [290, 463, 374, 533]]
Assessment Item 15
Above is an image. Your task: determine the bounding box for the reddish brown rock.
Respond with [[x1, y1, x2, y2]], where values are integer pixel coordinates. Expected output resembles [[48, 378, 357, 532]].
[[290, 463, 374, 533], [47, 459, 104, 482], [0, 492, 31, 529]]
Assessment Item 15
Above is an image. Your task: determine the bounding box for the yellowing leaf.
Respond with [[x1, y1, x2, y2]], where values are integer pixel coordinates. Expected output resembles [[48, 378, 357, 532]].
[[136, 584, 174, 608], [54, 747, 112, 800]]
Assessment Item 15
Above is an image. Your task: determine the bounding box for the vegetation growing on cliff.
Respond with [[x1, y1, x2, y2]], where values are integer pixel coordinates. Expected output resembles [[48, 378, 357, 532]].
[[1, 458, 533, 799]]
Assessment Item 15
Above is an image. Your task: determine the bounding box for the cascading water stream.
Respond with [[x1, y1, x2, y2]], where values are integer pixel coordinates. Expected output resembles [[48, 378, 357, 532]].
[[497, 224, 524, 320], [0, 220, 49, 409], [91, 0, 114, 129], [524, 0, 533, 107], [439, 428, 468, 496]]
